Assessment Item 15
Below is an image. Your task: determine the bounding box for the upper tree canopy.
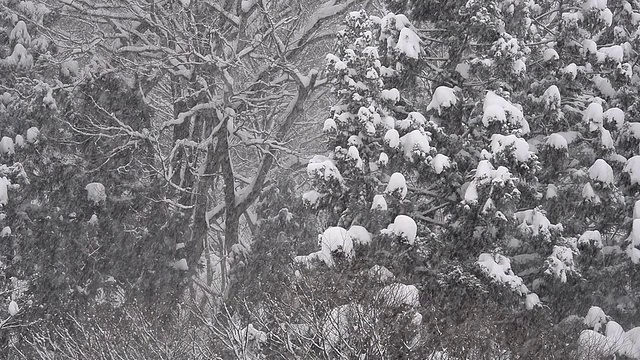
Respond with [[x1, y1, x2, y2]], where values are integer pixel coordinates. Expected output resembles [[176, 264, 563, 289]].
[[260, 1, 640, 358]]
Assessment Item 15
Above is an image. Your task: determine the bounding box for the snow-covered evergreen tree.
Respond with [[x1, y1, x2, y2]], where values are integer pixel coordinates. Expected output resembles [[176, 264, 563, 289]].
[[385, 0, 640, 357]]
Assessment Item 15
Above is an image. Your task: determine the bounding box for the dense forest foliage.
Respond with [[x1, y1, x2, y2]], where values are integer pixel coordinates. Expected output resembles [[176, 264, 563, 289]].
[[1, 0, 640, 359]]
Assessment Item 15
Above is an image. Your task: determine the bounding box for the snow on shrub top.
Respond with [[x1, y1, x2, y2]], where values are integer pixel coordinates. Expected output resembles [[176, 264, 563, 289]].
[[426, 86, 457, 115], [624, 156, 640, 185], [347, 225, 371, 245], [579, 230, 603, 248], [490, 134, 532, 162], [371, 194, 388, 210], [629, 219, 640, 247], [385, 172, 407, 199], [431, 154, 451, 174], [0, 137, 14, 155], [546, 133, 568, 150], [584, 102, 604, 131], [477, 253, 529, 295], [302, 190, 321, 206], [543, 48, 559, 62], [542, 85, 561, 108], [396, 28, 420, 59], [26, 127, 39, 143], [85, 182, 106, 204], [603, 107, 624, 128], [0, 177, 9, 206], [399, 129, 430, 160], [588, 159, 614, 184], [381, 215, 417, 244], [585, 306, 607, 329], [384, 129, 400, 148], [307, 155, 343, 183], [319, 226, 354, 266], [9, 21, 30, 46], [482, 91, 529, 134], [545, 246, 575, 283], [323, 118, 336, 132], [514, 208, 563, 237]]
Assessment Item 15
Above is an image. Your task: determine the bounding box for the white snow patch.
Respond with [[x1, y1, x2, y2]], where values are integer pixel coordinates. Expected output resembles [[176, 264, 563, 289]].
[[624, 156, 640, 185], [26, 127, 39, 143], [14, 135, 24, 148], [525, 293, 541, 310], [5, 44, 32, 68], [303, 190, 321, 205], [10, 21, 30, 46], [384, 129, 400, 148], [173, 258, 189, 271], [490, 134, 532, 162], [427, 86, 457, 115], [634, 200, 640, 219], [578, 330, 615, 357], [431, 154, 451, 174], [604, 107, 625, 128], [514, 208, 562, 237], [381, 88, 400, 102], [399, 129, 430, 160], [585, 306, 607, 329], [583, 39, 598, 56], [482, 91, 529, 133], [597, 131, 613, 152], [0, 137, 14, 155], [584, 102, 604, 131], [378, 152, 389, 166], [8, 300, 18, 316], [582, 182, 600, 203], [600, 45, 624, 63], [546, 133, 568, 150], [0, 177, 9, 206], [477, 253, 528, 295], [407, 112, 427, 125], [381, 215, 417, 244], [564, 63, 578, 79], [85, 182, 107, 204], [371, 194, 388, 211], [513, 58, 526, 74], [629, 219, 640, 247], [319, 227, 353, 266], [396, 28, 421, 59], [347, 135, 362, 147], [593, 75, 617, 97], [307, 155, 343, 183], [545, 246, 575, 283], [385, 172, 407, 199], [456, 62, 470, 78], [588, 159, 614, 184], [323, 118, 337, 131], [464, 181, 478, 203], [579, 230, 603, 248], [347, 225, 371, 245], [543, 48, 559, 61], [543, 85, 561, 108], [600, 8, 613, 26]]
